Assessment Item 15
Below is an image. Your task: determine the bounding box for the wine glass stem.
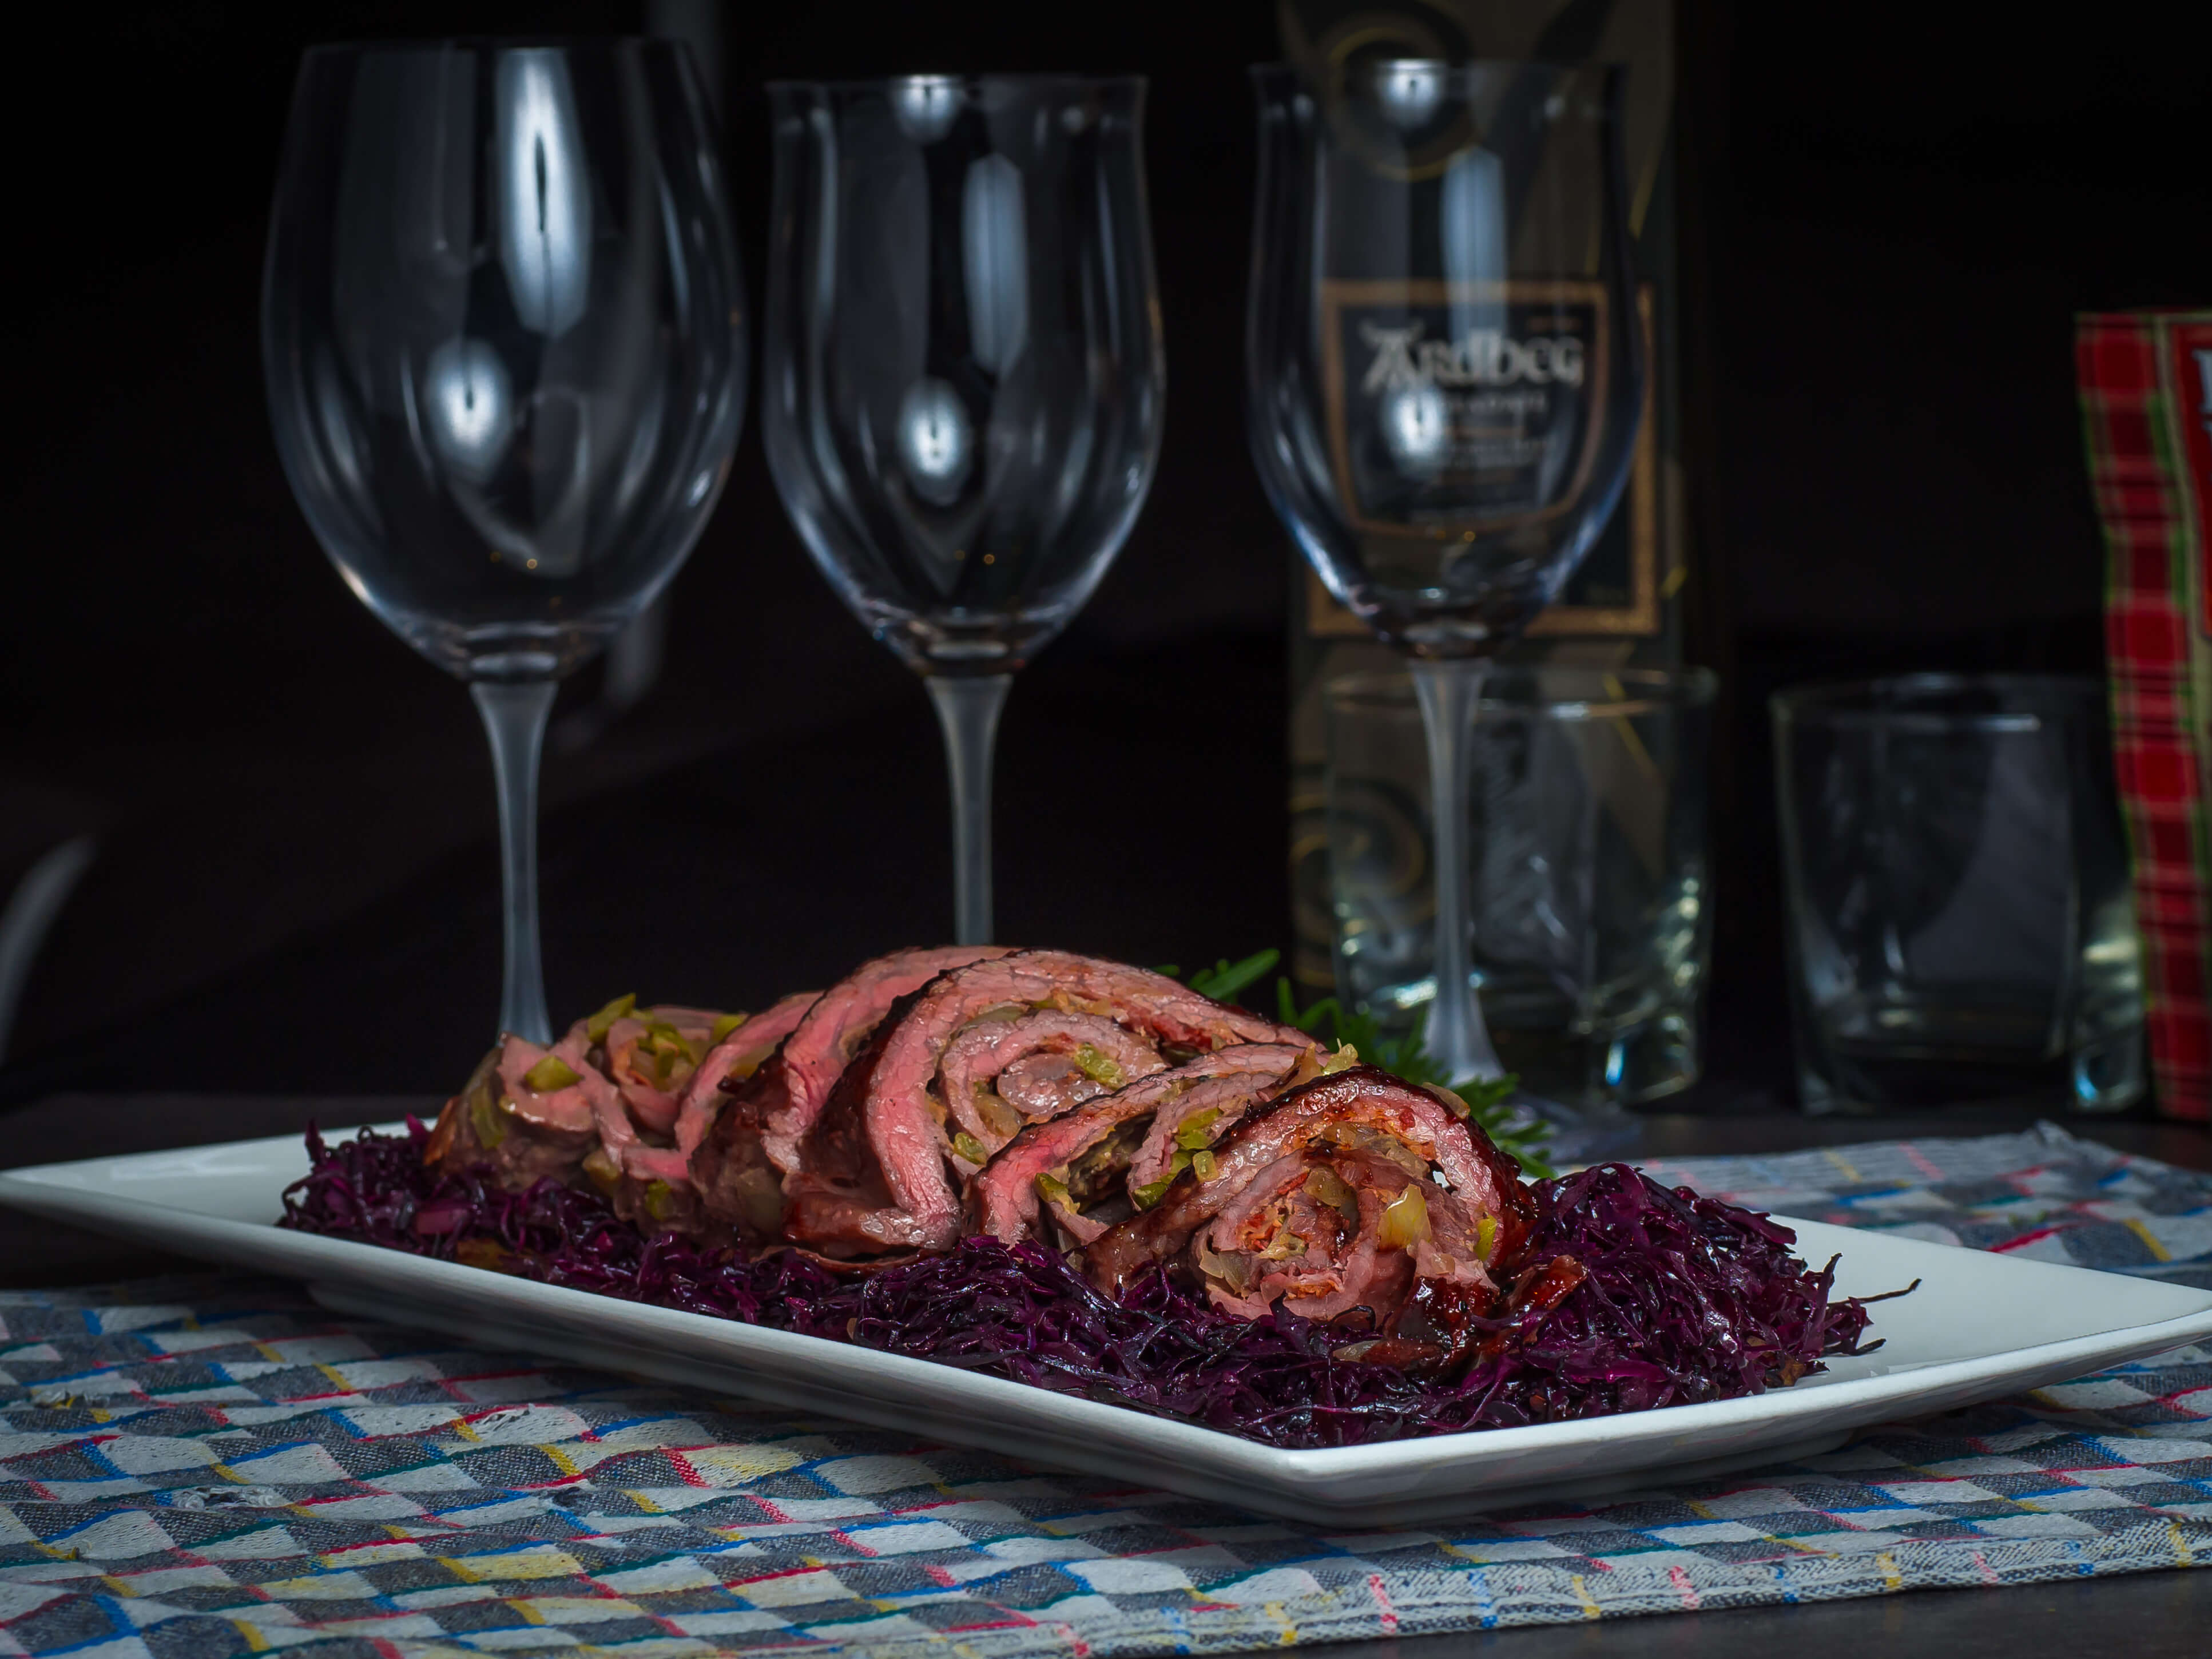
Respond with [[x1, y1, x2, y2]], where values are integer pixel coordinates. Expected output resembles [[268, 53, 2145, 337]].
[[927, 673, 1013, 946], [1409, 658, 1506, 1083], [470, 680, 557, 1044]]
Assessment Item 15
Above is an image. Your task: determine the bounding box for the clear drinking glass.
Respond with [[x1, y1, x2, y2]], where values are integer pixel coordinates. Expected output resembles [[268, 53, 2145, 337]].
[[1248, 60, 1645, 1118], [763, 76, 1165, 944], [262, 40, 746, 1042], [1327, 667, 1713, 1109], [1773, 674, 2146, 1114]]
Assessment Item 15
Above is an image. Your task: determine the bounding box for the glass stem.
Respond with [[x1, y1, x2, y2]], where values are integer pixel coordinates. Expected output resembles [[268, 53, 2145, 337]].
[[927, 673, 1013, 946], [1409, 658, 1506, 1083], [470, 680, 557, 1043]]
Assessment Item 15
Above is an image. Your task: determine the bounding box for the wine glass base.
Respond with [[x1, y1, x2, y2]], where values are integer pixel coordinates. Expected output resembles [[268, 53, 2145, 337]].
[[1500, 1090, 1643, 1168]]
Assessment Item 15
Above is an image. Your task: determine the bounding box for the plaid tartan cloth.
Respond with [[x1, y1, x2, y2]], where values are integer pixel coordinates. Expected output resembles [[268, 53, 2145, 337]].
[[1, 1125, 2206, 1659], [2076, 309, 2212, 1122]]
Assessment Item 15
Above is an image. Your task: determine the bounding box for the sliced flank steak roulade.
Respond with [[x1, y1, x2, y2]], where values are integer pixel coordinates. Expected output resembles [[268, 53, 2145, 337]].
[[669, 990, 819, 1167], [784, 950, 1308, 1253], [568, 996, 783, 1236], [424, 1027, 627, 1192], [970, 1042, 1317, 1247], [427, 994, 806, 1221], [586, 1001, 741, 1140], [599, 990, 817, 1235], [940, 1010, 1168, 1160], [690, 946, 1012, 1243], [1083, 1066, 1539, 1365]]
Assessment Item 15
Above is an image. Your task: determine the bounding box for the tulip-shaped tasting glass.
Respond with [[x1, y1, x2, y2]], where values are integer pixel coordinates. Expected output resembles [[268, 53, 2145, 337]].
[[262, 41, 748, 1041], [1248, 59, 1645, 1113], [762, 76, 1165, 944]]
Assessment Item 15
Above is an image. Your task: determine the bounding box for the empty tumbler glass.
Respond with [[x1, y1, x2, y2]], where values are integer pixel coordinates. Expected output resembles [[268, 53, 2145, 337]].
[[1326, 666, 1714, 1109], [1773, 674, 2145, 1114]]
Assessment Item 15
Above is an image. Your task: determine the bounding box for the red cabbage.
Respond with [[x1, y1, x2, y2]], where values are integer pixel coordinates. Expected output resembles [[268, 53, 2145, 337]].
[[280, 1121, 1886, 1450]]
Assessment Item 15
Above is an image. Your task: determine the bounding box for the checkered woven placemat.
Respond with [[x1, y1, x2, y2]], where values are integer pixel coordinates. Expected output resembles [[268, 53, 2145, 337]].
[[2, 1125, 2206, 1658]]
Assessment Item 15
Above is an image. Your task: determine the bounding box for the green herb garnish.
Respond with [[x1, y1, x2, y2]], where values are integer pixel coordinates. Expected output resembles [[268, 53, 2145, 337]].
[[1270, 977, 1554, 1177], [1182, 949, 1282, 1002], [1163, 947, 1547, 1172]]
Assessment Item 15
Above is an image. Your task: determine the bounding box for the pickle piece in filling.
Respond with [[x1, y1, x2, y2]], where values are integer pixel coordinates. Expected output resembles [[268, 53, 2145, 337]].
[[584, 994, 639, 1046], [1034, 1171, 1073, 1209], [468, 1086, 510, 1151], [1173, 1108, 1222, 1152], [972, 1086, 1024, 1141], [523, 1054, 583, 1093], [1377, 1181, 1432, 1249], [1301, 1164, 1359, 1221], [1070, 1043, 1128, 1089]]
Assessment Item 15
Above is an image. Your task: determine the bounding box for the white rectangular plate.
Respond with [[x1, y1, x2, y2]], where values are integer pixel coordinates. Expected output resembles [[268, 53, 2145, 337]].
[[4, 1126, 2208, 1527]]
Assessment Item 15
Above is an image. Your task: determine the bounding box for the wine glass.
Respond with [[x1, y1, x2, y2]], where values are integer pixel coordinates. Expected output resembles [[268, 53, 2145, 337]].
[[762, 75, 1165, 944], [262, 40, 746, 1042], [1248, 59, 1645, 1137]]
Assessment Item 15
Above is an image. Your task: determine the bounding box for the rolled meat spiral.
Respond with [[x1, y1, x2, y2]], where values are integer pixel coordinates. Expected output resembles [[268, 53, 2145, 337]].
[[784, 950, 1307, 1253], [940, 1010, 1167, 1161], [970, 1042, 1316, 1247], [423, 1031, 608, 1192], [669, 991, 821, 1168], [418, 951, 1543, 1369], [426, 995, 807, 1228], [691, 946, 1010, 1244], [1083, 1066, 1538, 1362]]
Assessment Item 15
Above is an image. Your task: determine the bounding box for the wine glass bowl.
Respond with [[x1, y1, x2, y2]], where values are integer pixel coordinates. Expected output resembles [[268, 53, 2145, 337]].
[[261, 39, 747, 1039], [764, 75, 1163, 679], [1247, 56, 1646, 1121], [1248, 59, 1642, 658], [763, 74, 1165, 942], [264, 41, 747, 684]]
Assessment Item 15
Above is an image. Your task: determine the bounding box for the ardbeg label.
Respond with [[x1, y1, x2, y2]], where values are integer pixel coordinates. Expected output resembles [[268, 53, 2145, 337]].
[[1318, 280, 1610, 536]]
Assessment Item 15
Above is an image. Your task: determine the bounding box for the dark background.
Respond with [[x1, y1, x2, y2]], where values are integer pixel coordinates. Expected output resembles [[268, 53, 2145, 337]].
[[0, 1, 2205, 1109]]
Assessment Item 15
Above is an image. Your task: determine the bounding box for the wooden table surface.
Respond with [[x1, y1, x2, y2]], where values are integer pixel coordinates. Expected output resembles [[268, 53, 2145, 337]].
[[1, 1093, 2205, 1655]]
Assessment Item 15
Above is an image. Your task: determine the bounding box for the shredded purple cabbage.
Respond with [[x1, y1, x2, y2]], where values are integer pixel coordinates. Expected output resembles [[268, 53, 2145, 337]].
[[280, 1121, 1886, 1449]]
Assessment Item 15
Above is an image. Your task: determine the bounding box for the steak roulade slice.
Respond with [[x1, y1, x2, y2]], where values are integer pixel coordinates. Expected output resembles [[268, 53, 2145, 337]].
[[971, 1042, 1316, 1247], [1123, 1044, 1352, 1201], [669, 990, 820, 1166], [598, 993, 820, 1237], [428, 993, 817, 1225], [1083, 1066, 1538, 1357], [692, 946, 1012, 1244], [754, 945, 1016, 1172], [586, 1002, 736, 1138], [424, 1028, 624, 1191], [941, 1011, 1167, 1161], [788, 950, 1309, 1253]]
